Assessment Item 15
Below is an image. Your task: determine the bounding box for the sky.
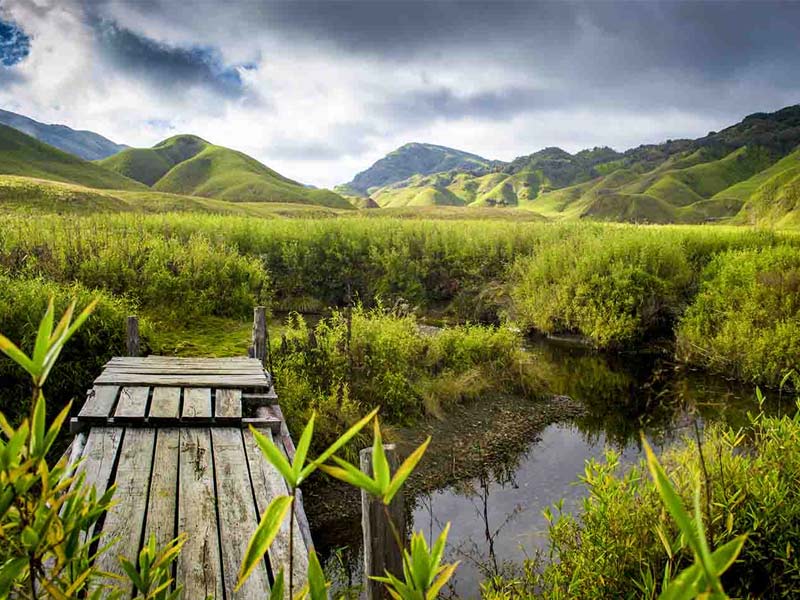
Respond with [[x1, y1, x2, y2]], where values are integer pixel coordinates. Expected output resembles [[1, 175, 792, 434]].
[[0, 0, 799, 188]]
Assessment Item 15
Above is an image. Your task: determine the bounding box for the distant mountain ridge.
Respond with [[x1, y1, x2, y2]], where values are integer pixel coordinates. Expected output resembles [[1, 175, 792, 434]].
[[337, 142, 502, 197], [362, 104, 800, 224], [0, 109, 127, 160]]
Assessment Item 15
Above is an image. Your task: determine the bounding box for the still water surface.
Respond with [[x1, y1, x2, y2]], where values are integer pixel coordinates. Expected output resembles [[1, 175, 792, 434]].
[[323, 336, 790, 597]]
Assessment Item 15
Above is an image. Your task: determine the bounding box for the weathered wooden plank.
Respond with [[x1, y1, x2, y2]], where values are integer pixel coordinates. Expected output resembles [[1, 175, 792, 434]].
[[108, 357, 257, 365], [212, 428, 270, 598], [182, 388, 212, 420], [114, 386, 150, 419], [75, 427, 124, 494], [243, 428, 308, 589], [178, 428, 224, 600], [149, 387, 181, 420], [144, 429, 179, 551], [73, 427, 124, 549], [95, 428, 156, 589], [96, 373, 269, 387], [215, 389, 242, 421], [78, 386, 119, 420], [104, 367, 263, 375]]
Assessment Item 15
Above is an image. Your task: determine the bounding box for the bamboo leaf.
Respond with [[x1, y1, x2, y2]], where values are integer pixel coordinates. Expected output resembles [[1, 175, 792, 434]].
[[270, 569, 285, 600], [292, 412, 315, 482], [319, 459, 382, 497], [31, 391, 46, 456], [252, 427, 296, 488], [307, 548, 328, 600], [710, 535, 747, 576], [236, 495, 293, 590], [50, 300, 75, 344], [308, 406, 379, 471], [643, 437, 701, 553], [33, 297, 55, 366], [372, 418, 391, 492], [426, 562, 459, 600], [385, 436, 430, 504], [0, 333, 36, 375]]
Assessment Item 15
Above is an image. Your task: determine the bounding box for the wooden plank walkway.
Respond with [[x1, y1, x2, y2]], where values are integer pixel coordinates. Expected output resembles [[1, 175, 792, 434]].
[[68, 356, 311, 599]]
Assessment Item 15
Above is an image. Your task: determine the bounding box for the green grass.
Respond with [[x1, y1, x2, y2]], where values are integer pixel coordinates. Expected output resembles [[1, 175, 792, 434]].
[[0, 124, 145, 190], [0, 175, 346, 217]]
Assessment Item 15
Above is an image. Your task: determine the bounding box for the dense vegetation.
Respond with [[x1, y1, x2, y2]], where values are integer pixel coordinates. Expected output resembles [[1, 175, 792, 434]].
[[0, 213, 798, 441], [483, 403, 800, 598], [274, 307, 532, 454]]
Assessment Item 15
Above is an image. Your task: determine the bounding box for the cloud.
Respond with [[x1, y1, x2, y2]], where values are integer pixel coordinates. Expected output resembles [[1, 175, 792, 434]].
[[92, 21, 250, 100], [0, 0, 798, 189]]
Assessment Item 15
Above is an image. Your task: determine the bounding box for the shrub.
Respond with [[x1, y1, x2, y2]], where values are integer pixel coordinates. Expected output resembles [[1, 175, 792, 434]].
[[510, 229, 694, 347], [0, 276, 140, 423], [677, 245, 800, 385], [273, 307, 529, 453]]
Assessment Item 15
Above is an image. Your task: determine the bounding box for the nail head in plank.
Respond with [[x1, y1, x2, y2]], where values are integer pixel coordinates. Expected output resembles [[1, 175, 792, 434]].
[[145, 429, 179, 551], [178, 428, 224, 600], [215, 389, 242, 422], [95, 428, 156, 589], [78, 386, 119, 420], [243, 428, 309, 587], [212, 428, 270, 598], [182, 388, 212, 419], [149, 387, 181, 420], [114, 387, 150, 419]]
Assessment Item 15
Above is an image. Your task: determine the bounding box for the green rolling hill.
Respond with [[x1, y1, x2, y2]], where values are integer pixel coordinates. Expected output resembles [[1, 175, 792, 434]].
[[101, 135, 352, 209], [0, 124, 145, 190], [364, 104, 800, 224]]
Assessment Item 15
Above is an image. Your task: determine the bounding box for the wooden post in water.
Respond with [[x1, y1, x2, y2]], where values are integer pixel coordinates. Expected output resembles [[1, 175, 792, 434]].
[[126, 316, 139, 357], [361, 444, 405, 600], [251, 306, 267, 367]]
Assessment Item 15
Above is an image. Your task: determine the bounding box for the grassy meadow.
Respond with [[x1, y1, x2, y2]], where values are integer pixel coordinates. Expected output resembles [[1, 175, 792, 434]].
[[1, 212, 799, 419]]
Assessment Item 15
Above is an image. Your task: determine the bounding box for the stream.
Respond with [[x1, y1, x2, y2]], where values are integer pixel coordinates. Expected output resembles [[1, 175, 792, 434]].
[[315, 335, 794, 598]]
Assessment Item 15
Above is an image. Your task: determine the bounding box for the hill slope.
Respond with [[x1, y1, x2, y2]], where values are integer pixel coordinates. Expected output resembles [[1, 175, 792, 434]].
[[0, 124, 146, 190], [0, 109, 126, 160], [102, 135, 352, 209], [339, 142, 502, 196], [366, 104, 800, 223]]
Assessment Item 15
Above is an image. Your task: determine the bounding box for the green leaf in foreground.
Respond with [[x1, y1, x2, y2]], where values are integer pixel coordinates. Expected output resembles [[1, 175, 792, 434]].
[[236, 495, 293, 590]]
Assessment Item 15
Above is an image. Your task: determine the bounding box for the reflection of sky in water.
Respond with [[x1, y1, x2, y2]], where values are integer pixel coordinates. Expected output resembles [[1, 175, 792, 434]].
[[412, 424, 646, 597]]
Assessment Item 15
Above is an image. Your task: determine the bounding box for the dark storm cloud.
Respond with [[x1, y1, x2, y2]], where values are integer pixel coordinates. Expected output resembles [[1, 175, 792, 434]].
[[93, 20, 249, 99], [380, 87, 551, 123], [259, 0, 800, 76]]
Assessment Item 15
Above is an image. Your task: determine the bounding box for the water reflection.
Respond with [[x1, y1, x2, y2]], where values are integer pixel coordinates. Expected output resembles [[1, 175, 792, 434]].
[[320, 336, 792, 598]]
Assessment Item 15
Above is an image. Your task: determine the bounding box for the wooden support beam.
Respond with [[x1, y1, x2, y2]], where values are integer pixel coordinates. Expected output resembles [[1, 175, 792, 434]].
[[251, 306, 267, 367], [361, 444, 405, 600], [126, 316, 140, 357]]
